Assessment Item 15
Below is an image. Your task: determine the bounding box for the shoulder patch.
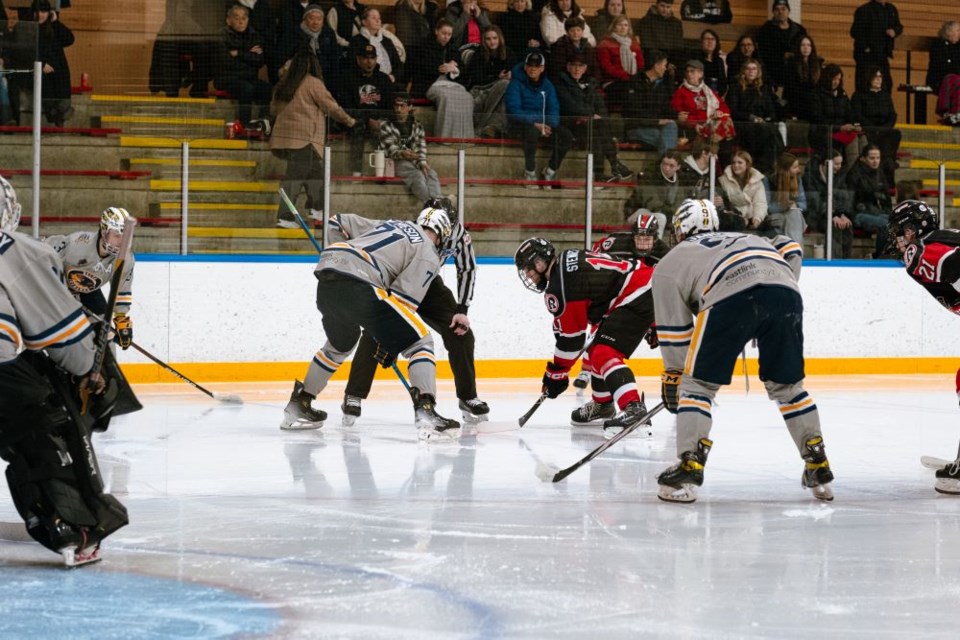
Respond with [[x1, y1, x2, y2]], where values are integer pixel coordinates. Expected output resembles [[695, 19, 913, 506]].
[[544, 293, 560, 314], [904, 243, 917, 266]]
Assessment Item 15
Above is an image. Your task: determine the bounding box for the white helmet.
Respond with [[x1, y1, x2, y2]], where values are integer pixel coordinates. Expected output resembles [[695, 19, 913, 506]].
[[100, 207, 130, 235], [673, 198, 719, 239], [1, 176, 22, 233], [416, 204, 452, 252]]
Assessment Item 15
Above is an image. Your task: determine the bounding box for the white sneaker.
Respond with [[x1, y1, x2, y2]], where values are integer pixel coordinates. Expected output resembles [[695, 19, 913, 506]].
[[542, 167, 556, 190], [524, 170, 538, 190]]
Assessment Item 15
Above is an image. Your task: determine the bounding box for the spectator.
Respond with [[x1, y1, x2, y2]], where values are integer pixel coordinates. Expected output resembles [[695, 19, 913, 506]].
[[850, 0, 902, 93], [624, 50, 678, 154], [588, 0, 625, 40], [697, 28, 726, 96], [410, 18, 476, 139], [680, 0, 731, 24], [378, 92, 443, 202], [271, 49, 356, 228], [393, 0, 437, 53], [802, 148, 854, 259], [637, 0, 684, 68], [214, 5, 272, 129], [504, 51, 573, 188], [756, 0, 806, 90], [498, 0, 543, 58], [809, 64, 867, 168], [725, 34, 758, 82], [672, 58, 735, 145], [718, 149, 767, 230], [927, 21, 960, 123], [32, 0, 74, 126], [680, 137, 724, 206], [623, 151, 686, 234], [762, 152, 807, 243], [555, 53, 633, 182], [233, 0, 277, 82], [1, 0, 28, 123], [547, 16, 596, 82], [851, 64, 900, 185], [446, 0, 492, 50], [350, 7, 405, 87], [340, 43, 394, 176], [328, 0, 365, 52], [540, 0, 594, 48], [595, 15, 642, 111], [845, 143, 892, 257], [782, 35, 822, 121], [275, 4, 341, 97], [463, 24, 513, 138], [726, 58, 783, 174]]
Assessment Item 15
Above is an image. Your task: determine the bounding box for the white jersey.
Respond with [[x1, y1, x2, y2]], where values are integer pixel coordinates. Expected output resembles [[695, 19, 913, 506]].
[[0, 230, 95, 375], [44, 230, 135, 315], [652, 232, 802, 371], [317, 215, 444, 308]]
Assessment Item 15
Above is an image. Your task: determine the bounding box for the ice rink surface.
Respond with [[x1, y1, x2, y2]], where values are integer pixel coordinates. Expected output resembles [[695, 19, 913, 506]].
[[2, 375, 960, 639]]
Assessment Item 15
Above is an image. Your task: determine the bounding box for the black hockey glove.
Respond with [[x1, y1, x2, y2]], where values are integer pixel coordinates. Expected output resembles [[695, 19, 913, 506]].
[[541, 362, 570, 399], [113, 313, 133, 350], [645, 325, 659, 349], [661, 369, 682, 414], [372, 342, 396, 369]]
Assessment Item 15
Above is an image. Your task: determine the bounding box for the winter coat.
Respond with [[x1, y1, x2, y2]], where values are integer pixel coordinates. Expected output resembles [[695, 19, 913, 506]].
[[554, 71, 607, 119], [623, 169, 684, 218], [215, 27, 266, 85], [595, 36, 643, 84], [548, 36, 597, 82], [782, 56, 822, 120], [763, 173, 807, 216], [632, 72, 676, 122], [270, 75, 356, 155], [36, 19, 74, 101], [409, 36, 464, 98], [926, 38, 960, 92], [327, 1, 366, 49], [636, 7, 683, 62], [504, 62, 560, 127], [851, 88, 897, 128], [802, 160, 854, 231], [393, 1, 438, 52], [671, 83, 731, 128], [349, 30, 406, 84], [850, 0, 902, 62], [846, 160, 891, 214], [463, 49, 513, 90], [378, 114, 429, 169], [719, 167, 768, 224], [445, 1, 493, 49], [698, 53, 727, 96], [498, 8, 543, 56], [726, 83, 777, 123], [340, 66, 395, 121], [756, 18, 806, 87]]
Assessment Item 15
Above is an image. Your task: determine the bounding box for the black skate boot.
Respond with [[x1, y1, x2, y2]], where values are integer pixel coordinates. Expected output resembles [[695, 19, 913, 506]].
[[935, 460, 960, 495], [341, 394, 362, 427], [411, 387, 461, 442], [570, 400, 616, 426], [458, 397, 490, 423], [657, 438, 713, 503], [601, 395, 653, 437], [280, 380, 326, 430], [801, 435, 834, 501]]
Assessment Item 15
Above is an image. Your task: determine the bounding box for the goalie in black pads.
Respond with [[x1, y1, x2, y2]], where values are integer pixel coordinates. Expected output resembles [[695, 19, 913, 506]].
[[887, 199, 960, 495], [0, 177, 129, 566]]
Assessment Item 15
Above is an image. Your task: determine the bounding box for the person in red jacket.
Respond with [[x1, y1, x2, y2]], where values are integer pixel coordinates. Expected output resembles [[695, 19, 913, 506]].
[[595, 14, 643, 113], [671, 58, 735, 143]]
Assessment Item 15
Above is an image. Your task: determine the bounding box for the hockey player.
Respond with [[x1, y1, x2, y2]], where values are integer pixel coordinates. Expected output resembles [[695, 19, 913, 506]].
[[0, 177, 129, 566], [514, 236, 656, 432], [652, 198, 833, 503], [335, 198, 490, 425], [887, 199, 960, 494], [282, 204, 461, 441], [44, 207, 136, 350]]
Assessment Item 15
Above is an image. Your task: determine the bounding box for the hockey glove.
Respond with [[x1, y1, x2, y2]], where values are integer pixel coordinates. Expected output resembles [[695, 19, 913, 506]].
[[661, 369, 682, 414], [645, 325, 659, 349], [113, 313, 133, 350], [542, 362, 570, 399], [372, 342, 396, 369]]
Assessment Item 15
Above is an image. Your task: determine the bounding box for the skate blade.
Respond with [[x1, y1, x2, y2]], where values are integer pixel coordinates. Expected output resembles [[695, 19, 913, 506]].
[[657, 483, 698, 503], [61, 545, 101, 568], [934, 478, 960, 495], [601, 425, 653, 440], [460, 410, 489, 424], [280, 416, 325, 431], [418, 426, 461, 442], [808, 483, 834, 502]]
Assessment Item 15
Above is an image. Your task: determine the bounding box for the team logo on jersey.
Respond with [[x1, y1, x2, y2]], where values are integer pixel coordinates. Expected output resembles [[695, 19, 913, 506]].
[[601, 237, 614, 251], [904, 244, 917, 266], [66, 270, 102, 293], [0, 232, 13, 255], [545, 293, 560, 313]]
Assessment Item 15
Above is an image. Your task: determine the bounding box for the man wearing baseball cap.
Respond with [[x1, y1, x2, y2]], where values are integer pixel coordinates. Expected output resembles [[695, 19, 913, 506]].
[[341, 43, 395, 176]]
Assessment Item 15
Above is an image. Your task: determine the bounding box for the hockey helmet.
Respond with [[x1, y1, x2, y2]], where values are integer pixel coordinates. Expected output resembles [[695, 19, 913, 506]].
[[514, 237, 557, 292], [416, 203, 453, 253], [632, 210, 659, 255], [887, 199, 938, 256], [422, 196, 457, 222], [0, 176, 21, 233], [99, 207, 130, 256], [673, 198, 719, 240]]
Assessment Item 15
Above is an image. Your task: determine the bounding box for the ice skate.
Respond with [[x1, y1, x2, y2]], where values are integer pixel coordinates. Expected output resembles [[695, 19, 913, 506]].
[[934, 460, 960, 495], [280, 380, 326, 430], [60, 528, 102, 568], [801, 436, 834, 501], [341, 394, 362, 427], [458, 397, 490, 423], [657, 438, 712, 503], [570, 400, 615, 427], [601, 395, 653, 437], [411, 387, 460, 442]]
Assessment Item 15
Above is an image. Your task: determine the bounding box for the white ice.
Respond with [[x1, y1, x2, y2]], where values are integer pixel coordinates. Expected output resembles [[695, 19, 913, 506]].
[[2, 375, 959, 639]]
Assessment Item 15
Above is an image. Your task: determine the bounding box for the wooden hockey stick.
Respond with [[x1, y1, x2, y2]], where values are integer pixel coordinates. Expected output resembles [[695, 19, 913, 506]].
[[535, 402, 665, 483], [278, 188, 412, 392], [130, 341, 243, 404], [475, 392, 548, 434]]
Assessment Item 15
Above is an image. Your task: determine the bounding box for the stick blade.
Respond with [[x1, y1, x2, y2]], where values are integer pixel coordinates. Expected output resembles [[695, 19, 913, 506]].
[[213, 392, 244, 404], [921, 455, 954, 470], [534, 461, 561, 483]]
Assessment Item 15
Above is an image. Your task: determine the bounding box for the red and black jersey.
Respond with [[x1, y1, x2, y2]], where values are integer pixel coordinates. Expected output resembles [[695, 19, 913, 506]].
[[903, 229, 960, 315], [591, 232, 671, 264], [542, 249, 655, 367]]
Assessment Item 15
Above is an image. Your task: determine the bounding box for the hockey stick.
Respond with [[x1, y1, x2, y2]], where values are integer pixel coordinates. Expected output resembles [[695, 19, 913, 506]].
[[279, 187, 412, 392], [475, 392, 549, 434], [535, 402, 666, 483], [129, 341, 243, 404]]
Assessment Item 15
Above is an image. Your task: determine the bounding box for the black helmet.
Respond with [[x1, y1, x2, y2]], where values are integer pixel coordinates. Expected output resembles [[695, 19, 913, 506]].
[[887, 200, 938, 256], [423, 196, 457, 222], [514, 237, 556, 292], [632, 211, 660, 256]]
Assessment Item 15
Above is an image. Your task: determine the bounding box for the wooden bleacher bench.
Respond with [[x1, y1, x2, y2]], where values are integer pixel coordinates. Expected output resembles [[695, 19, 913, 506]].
[[0, 169, 151, 180]]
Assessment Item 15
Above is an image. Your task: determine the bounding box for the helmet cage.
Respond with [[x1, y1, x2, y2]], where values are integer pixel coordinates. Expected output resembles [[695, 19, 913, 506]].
[[514, 237, 556, 292]]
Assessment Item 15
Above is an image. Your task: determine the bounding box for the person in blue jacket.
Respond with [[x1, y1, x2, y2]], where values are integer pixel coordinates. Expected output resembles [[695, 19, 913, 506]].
[[505, 51, 573, 189]]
